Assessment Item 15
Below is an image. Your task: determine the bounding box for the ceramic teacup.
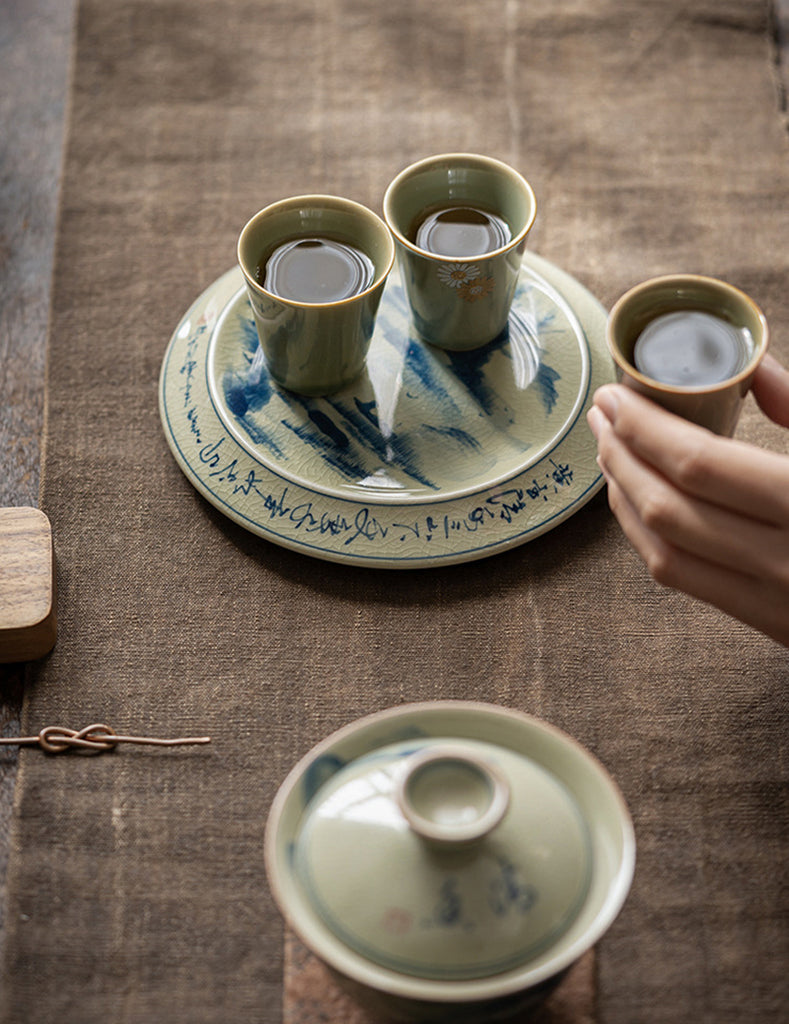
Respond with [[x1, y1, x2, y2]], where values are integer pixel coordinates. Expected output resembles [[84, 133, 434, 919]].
[[238, 195, 395, 396], [607, 274, 769, 436], [383, 154, 537, 351]]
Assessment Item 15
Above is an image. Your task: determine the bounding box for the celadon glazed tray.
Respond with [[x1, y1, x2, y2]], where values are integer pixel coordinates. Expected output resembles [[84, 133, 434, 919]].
[[159, 251, 615, 568]]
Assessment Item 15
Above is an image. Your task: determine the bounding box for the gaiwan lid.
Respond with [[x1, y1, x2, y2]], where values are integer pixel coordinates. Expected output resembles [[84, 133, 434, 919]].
[[291, 736, 592, 981]]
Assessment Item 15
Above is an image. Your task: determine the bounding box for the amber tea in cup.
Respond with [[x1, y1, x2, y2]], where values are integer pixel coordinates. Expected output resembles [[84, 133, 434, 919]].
[[607, 274, 768, 436], [408, 204, 512, 257], [254, 237, 376, 304], [632, 310, 753, 387]]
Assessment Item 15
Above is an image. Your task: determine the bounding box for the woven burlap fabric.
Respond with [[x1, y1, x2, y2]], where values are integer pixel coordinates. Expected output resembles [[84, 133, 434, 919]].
[[2, 1, 787, 1022]]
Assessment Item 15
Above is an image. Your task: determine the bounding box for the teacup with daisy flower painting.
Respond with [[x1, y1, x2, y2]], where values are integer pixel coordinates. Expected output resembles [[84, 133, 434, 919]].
[[383, 154, 537, 350]]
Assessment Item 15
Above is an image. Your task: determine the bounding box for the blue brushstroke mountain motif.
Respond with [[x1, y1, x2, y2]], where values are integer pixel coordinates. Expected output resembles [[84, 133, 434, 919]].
[[221, 280, 563, 491]]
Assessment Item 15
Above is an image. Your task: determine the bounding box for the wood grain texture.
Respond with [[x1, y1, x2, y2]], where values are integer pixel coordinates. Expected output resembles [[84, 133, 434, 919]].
[[0, 508, 56, 664], [0, 0, 75, 953]]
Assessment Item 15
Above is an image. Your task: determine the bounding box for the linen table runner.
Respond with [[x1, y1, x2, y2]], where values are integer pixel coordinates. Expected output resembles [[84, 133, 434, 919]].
[[2, 2, 788, 1022]]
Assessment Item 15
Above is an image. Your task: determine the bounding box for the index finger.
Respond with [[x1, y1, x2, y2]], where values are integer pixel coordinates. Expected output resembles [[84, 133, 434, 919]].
[[592, 384, 789, 525]]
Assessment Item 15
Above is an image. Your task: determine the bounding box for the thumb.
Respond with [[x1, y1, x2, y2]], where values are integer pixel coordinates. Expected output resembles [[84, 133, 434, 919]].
[[752, 353, 789, 428]]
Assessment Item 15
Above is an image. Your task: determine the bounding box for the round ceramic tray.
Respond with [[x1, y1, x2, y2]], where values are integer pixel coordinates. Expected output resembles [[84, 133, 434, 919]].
[[159, 251, 614, 568]]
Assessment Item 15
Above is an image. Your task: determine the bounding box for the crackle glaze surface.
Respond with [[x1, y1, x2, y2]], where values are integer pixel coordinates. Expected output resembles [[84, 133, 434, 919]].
[[158, 252, 614, 567]]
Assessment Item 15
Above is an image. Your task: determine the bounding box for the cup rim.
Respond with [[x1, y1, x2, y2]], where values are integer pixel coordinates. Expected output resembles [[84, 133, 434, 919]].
[[606, 273, 770, 395], [382, 152, 537, 263], [237, 194, 396, 309]]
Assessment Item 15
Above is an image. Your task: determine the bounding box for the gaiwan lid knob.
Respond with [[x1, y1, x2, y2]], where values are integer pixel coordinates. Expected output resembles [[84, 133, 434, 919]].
[[292, 737, 593, 981], [395, 744, 511, 846]]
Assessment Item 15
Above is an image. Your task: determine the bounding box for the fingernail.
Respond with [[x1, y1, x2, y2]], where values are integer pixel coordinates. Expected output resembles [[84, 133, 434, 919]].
[[593, 385, 620, 422], [586, 406, 604, 440]]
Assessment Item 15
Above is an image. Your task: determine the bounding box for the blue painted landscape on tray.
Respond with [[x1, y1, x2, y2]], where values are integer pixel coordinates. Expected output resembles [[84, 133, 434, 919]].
[[221, 278, 563, 493]]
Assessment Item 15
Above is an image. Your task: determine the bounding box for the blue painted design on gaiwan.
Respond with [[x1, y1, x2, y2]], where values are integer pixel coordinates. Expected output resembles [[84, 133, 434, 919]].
[[302, 752, 346, 806]]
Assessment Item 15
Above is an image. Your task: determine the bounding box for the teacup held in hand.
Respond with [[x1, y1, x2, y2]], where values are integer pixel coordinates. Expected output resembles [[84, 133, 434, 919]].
[[606, 274, 769, 436]]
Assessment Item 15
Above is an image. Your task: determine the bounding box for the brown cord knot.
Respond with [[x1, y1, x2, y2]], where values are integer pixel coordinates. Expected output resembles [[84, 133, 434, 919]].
[[0, 724, 211, 755], [37, 723, 119, 754]]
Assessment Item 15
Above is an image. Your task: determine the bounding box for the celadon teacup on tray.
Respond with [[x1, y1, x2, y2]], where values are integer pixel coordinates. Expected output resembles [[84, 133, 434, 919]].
[[264, 701, 635, 1022], [383, 153, 538, 351], [238, 195, 395, 396]]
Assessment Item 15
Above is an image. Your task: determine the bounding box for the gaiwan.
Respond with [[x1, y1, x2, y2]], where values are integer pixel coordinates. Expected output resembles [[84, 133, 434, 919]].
[[264, 701, 635, 1022]]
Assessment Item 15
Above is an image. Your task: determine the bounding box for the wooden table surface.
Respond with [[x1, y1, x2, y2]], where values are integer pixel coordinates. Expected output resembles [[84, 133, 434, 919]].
[[1, 0, 788, 963], [0, 0, 77, 946]]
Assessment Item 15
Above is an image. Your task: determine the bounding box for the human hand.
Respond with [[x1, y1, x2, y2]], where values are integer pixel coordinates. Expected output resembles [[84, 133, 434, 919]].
[[586, 354, 789, 647]]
